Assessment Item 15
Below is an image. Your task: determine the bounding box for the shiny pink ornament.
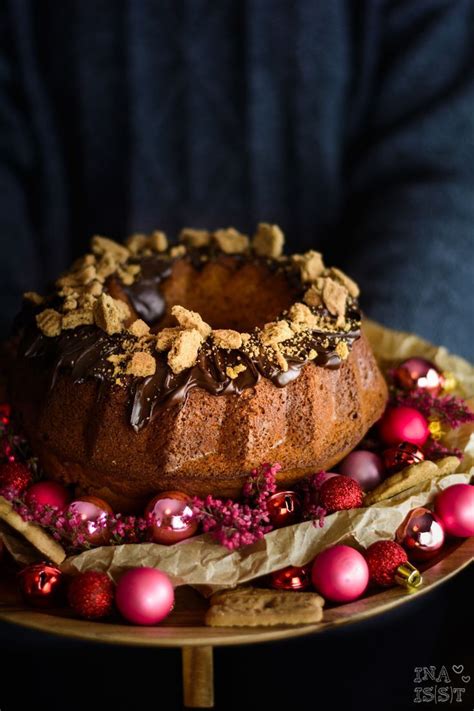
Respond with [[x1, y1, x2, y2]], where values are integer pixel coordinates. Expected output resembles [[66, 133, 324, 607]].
[[68, 496, 113, 545], [311, 545, 369, 603], [25, 481, 70, 510], [116, 567, 174, 625], [145, 491, 198, 544], [435, 484, 474, 538], [396, 507, 445, 561], [270, 565, 311, 591], [393, 358, 444, 396], [379, 406, 429, 447], [266, 491, 301, 528], [338, 451, 384, 492]]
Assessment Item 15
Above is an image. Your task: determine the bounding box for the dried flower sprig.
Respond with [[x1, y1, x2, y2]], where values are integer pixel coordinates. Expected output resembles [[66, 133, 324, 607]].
[[391, 389, 474, 429]]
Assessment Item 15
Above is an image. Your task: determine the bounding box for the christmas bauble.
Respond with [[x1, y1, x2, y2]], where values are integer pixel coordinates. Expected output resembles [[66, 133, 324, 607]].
[[270, 565, 311, 591], [68, 496, 113, 545], [145, 491, 198, 544], [365, 540, 422, 589], [338, 451, 384, 492], [393, 358, 444, 396], [0, 461, 31, 494], [311, 545, 369, 602], [116, 567, 174, 625], [396, 507, 445, 561], [379, 407, 429, 447], [25, 481, 70, 510], [68, 571, 115, 620], [435, 484, 474, 538], [266, 491, 301, 528], [382, 442, 425, 474], [18, 563, 64, 607], [0, 403, 11, 425], [318, 475, 364, 513]]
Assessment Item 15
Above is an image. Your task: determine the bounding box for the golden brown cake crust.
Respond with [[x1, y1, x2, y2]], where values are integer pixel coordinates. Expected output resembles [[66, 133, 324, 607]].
[[10, 225, 388, 511]]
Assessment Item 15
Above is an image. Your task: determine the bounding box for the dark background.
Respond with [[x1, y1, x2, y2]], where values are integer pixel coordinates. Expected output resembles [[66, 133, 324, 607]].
[[0, 565, 472, 711]]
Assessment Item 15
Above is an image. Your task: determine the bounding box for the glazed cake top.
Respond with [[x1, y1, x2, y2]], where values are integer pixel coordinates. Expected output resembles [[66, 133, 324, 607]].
[[16, 224, 361, 430]]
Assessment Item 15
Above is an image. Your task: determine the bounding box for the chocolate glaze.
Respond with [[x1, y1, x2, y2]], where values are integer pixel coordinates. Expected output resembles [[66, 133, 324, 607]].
[[15, 252, 361, 432]]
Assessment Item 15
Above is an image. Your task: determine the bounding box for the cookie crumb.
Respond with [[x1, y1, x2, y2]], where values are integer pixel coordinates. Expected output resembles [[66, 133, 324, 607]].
[[156, 327, 182, 352], [292, 250, 325, 282], [171, 305, 211, 339], [335, 341, 349, 360], [128, 319, 150, 337], [212, 329, 243, 349], [321, 278, 348, 323], [62, 309, 95, 329], [93, 294, 128, 335], [213, 228, 249, 254], [23, 291, 44, 305], [150, 231, 168, 252], [179, 228, 211, 248], [303, 285, 323, 308], [261, 320, 293, 345], [36, 309, 62, 337], [252, 223, 285, 258], [126, 351, 156, 377], [328, 267, 360, 298], [168, 329, 203, 374], [226, 363, 247, 379], [126, 233, 148, 255], [91, 235, 129, 262]]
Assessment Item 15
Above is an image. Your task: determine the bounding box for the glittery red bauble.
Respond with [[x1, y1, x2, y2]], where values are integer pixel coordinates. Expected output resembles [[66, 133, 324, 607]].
[[145, 491, 198, 544], [68, 571, 115, 620], [318, 475, 364, 513], [18, 563, 64, 607], [0, 403, 11, 425], [270, 565, 311, 591], [396, 507, 445, 561], [393, 358, 445, 396], [383, 442, 425, 474], [0, 461, 32, 494], [365, 540, 408, 587], [266, 491, 301, 528], [379, 407, 429, 447]]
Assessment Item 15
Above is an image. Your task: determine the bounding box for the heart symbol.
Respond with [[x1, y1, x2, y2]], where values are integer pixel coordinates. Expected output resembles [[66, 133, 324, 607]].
[[452, 665, 464, 674], [461, 676, 470, 683]]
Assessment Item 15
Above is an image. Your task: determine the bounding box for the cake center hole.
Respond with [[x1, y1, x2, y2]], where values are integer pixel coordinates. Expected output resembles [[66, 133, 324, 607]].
[[155, 257, 299, 332]]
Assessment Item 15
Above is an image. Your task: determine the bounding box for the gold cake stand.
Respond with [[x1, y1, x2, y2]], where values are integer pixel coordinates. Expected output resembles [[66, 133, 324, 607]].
[[0, 537, 472, 708]]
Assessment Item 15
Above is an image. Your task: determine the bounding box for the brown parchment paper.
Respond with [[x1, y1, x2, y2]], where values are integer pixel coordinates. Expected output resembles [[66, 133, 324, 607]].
[[2, 321, 473, 590]]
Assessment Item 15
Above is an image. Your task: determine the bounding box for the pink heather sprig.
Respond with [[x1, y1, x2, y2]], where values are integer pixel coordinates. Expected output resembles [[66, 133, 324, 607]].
[[391, 389, 474, 429], [242, 462, 279, 507], [296, 471, 327, 527], [192, 494, 272, 550], [423, 439, 463, 461]]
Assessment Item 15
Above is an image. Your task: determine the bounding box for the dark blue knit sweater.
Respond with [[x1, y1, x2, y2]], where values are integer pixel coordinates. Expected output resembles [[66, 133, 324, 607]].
[[1, 0, 473, 358]]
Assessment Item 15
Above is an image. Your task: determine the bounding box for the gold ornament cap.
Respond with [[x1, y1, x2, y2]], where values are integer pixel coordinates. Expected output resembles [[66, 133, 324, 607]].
[[395, 562, 423, 591]]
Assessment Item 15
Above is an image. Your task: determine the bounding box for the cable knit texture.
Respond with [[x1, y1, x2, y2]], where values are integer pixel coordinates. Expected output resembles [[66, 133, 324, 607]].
[[0, 0, 473, 359]]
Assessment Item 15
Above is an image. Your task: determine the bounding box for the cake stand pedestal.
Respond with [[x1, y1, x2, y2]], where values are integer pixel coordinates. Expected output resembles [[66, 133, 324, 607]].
[[0, 538, 472, 708]]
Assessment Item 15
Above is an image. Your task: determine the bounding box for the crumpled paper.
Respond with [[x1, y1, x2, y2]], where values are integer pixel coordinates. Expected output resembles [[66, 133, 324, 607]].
[[2, 321, 474, 591]]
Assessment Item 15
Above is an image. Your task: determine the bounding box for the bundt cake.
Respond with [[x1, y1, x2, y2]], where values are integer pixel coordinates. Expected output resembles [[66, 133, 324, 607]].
[[10, 224, 388, 512]]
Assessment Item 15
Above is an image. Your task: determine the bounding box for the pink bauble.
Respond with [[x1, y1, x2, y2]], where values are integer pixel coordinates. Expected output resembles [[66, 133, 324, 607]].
[[25, 481, 70, 510], [116, 567, 174, 625], [311, 545, 369, 603], [338, 451, 384, 492], [435, 484, 474, 538], [379, 407, 429, 447], [68, 496, 113, 545], [145, 491, 198, 544]]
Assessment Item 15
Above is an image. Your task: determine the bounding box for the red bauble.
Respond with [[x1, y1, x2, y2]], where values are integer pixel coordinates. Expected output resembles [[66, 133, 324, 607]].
[[379, 407, 429, 447], [393, 358, 444, 396], [365, 540, 421, 590], [18, 563, 64, 607], [318, 475, 364, 513], [266, 491, 301, 528], [68, 571, 115, 620], [383, 442, 425, 474], [145, 491, 198, 544], [396, 507, 445, 561], [25, 480, 70, 510], [0, 461, 32, 494], [270, 565, 311, 591], [0, 403, 11, 425]]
